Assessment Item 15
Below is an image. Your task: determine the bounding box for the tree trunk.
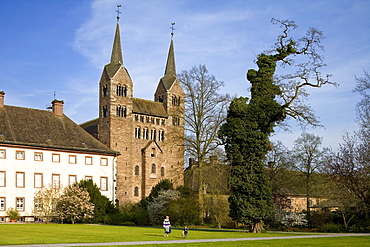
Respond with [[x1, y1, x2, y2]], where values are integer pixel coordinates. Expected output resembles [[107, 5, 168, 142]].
[[251, 220, 264, 233]]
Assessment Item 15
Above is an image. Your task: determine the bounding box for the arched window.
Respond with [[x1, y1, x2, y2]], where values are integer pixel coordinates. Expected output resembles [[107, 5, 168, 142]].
[[116, 85, 127, 97], [143, 128, 149, 140], [135, 127, 141, 139], [158, 130, 164, 141], [102, 84, 109, 96], [116, 105, 127, 117], [151, 129, 156, 140], [102, 106, 108, 117], [161, 167, 165, 177], [151, 164, 156, 174], [134, 187, 139, 197], [135, 165, 139, 175]]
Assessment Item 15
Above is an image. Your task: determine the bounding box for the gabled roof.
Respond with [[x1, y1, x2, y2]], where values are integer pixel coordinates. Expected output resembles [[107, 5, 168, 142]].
[[0, 106, 117, 155], [132, 98, 168, 118]]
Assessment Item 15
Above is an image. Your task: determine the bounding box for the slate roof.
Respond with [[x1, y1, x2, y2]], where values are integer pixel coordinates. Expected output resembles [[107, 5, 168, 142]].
[[132, 98, 168, 118], [0, 105, 117, 155]]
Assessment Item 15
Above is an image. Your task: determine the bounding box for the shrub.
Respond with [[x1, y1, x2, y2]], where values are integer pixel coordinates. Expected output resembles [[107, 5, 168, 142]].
[[320, 223, 343, 233]]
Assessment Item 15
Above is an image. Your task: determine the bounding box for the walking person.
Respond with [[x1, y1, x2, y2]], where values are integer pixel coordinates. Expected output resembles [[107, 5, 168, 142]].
[[163, 216, 171, 237]]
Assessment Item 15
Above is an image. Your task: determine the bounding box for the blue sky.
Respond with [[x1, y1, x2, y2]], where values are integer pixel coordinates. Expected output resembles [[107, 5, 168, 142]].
[[0, 0, 369, 149]]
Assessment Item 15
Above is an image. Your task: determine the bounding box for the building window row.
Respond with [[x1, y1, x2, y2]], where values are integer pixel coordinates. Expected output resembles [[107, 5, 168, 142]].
[[0, 171, 108, 191], [134, 164, 165, 177], [134, 115, 166, 126], [134, 128, 164, 141], [0, 150, 108, 166]]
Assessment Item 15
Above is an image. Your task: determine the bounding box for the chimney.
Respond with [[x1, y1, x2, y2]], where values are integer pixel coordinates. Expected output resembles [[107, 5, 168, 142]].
[[0, 91, 4, 108], [51, 99, 64, 116]]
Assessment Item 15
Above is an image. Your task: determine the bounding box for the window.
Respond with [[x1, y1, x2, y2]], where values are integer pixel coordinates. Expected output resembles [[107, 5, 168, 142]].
[[135, 165, 139, 175], [116, 105, 127, 117], [102, 84, 109, 96], [0, 197, 5, 211], [134, 187, 139, 197], [0, 149, 5, 159], [150, 129, 156, 141], [52, 174, 60, 188], [135, 127, 141, 139], [34, 198, 42, 212], [100, 177, 108, 191], [34, 152, 43, 161], [143, 128, 149, 140], [16, 172, 25, 188], [52, 153, 60, 163], [85, 156, 93, 165], [0, 171, 5, 187], [151, 164, 156, 174], [134, 115, 139, 121], [172, 116, 180, 126], [85, 176, 93, 181], [100, 158, 108, 166], [34, 173, 43, 188], [16, 151, 25, 160], [161, 167, 165, 177], [151, 148, 156, 157], [102, 105, 108, 117], [69, 175, 77, 185], [140, 116, 144, 122], [116, 85, 127, 97], [16, 197, 24, 211], [69, 155, 77, 164], [158, 130, 164, 141]]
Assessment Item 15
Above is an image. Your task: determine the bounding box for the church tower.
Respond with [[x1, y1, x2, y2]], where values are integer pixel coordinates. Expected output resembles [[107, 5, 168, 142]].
[[95, 16, 184, 205]]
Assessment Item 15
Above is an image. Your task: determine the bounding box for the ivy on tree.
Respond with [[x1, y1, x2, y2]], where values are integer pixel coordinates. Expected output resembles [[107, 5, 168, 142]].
[[219, 19, 336, 233]]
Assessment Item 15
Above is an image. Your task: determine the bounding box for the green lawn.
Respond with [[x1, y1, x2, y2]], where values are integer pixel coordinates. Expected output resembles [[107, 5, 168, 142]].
[[0, 224, 368, 246]]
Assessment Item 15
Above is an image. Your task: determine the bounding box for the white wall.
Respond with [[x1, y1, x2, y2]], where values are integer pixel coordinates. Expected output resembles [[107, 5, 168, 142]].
[[0, 145, 116, 219]]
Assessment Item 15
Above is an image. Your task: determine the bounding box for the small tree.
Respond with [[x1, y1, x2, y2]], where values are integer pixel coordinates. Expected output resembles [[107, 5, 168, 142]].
[[147, 189, 179, 225], [6, 207, 20, 221], [290, 133, 328, 219], [56, 184, 94, 224], [33, 184, 62, 223]]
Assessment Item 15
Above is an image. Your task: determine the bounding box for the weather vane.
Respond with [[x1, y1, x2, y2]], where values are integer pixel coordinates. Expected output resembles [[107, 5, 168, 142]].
[[116, 5, 122, 22], [170, 22, 175, 39]]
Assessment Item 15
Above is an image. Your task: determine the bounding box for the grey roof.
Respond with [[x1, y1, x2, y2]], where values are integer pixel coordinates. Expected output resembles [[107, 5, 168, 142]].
[[0, 105, 117, 155]]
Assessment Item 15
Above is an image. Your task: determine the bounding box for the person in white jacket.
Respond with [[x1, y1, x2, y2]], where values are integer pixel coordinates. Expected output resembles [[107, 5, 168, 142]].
[[163, 216, 171, 237]]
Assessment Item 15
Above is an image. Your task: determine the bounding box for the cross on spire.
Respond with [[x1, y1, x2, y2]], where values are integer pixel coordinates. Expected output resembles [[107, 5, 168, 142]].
[[170, 22, 175, 39], [116, 5, 121, 22]]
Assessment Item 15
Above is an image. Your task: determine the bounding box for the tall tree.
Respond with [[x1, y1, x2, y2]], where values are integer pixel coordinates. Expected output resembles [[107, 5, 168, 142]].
[[178, 65, 231, 221], [290, 133, 328, 218], [219, 19, 335, 232], [77, 179, 117, 223], [354, 70, 370, 130]]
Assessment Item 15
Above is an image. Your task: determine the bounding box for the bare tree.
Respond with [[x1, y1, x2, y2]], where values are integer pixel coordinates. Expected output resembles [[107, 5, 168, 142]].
[[178, 65, 231, 221], [290, 133, 328, 218], [354, 70, 370, 130], [33, 184, 62, 223]]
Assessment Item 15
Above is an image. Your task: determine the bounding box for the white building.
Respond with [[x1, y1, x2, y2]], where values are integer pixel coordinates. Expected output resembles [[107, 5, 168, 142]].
[[0, 92, 119, 222]]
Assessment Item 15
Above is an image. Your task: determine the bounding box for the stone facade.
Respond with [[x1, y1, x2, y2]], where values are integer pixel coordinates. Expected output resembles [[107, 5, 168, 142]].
[[83, 23, 185, 205]]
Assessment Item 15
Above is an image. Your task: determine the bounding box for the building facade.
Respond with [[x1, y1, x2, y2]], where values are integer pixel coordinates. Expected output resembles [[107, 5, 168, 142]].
[[81, 22, 185, 204], [0, 93, 118, 222]]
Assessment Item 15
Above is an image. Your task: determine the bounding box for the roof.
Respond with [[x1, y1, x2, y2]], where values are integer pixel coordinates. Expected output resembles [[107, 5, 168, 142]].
[[132, 98, 168, 118], [0, 106, 117, 155]]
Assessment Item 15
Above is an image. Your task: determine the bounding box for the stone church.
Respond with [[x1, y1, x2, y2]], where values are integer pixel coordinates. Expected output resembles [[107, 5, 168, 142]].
[[81, 21, 185, 205]]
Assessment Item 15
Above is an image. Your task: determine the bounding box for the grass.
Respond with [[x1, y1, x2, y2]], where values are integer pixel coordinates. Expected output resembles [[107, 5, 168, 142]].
[[0, 224, 368, 246]]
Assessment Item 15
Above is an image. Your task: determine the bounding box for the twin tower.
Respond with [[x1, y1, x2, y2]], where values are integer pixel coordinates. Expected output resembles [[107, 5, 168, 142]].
[[83, 22, 185, 204]]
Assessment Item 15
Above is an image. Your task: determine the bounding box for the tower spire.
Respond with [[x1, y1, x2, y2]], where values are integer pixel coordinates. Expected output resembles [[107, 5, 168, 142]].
[[110, 5, 123, 65], [164, 23, 176, 76]]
